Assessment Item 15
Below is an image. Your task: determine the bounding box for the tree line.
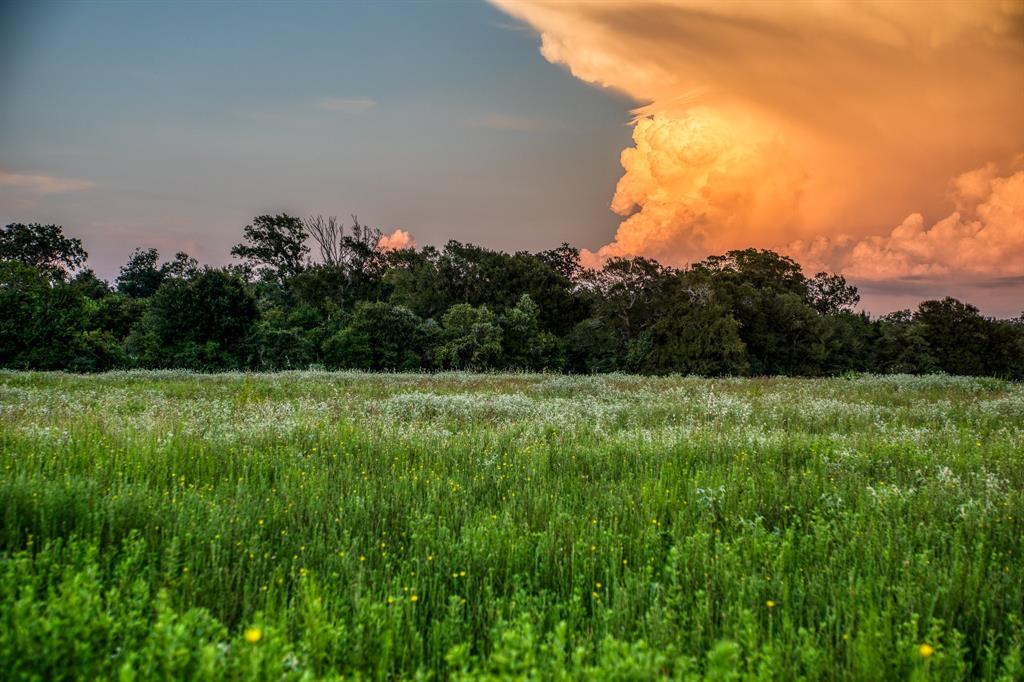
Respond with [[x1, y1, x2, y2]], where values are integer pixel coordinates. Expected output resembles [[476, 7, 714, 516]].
[[1, 217, 1022, 377]]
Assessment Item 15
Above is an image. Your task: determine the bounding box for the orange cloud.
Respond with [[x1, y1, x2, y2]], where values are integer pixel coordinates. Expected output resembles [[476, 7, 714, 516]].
[[788, 161, 1024, 280], [581, 109, 811, 267], [377, 228, 416, 251], [493, 0, 1024, 278], [0, 169, 95, 194]]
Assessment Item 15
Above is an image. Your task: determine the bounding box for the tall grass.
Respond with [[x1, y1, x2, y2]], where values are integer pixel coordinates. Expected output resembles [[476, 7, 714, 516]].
[[1, 371, 1021, 679]]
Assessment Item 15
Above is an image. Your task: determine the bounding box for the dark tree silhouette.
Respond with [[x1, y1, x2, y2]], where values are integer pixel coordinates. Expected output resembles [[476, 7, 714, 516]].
[[1, 212, 1021, 378], [231, 214, 309, 281], [0, 222, 87, 281]]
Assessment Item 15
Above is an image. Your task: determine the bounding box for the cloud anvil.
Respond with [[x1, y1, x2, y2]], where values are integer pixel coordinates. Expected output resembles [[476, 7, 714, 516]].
[[493, 0, 1024, 299]]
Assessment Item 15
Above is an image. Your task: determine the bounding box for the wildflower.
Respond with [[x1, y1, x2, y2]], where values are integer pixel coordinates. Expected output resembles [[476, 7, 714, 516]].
[[919, 644, 934, 658], [359, 555, 366, 562], [410, 594, 419, 603], [244, 627, 262, 644], [766, 600, 776, 609]]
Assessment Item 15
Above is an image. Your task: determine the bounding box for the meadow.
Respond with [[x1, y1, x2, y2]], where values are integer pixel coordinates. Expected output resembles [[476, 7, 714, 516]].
[[0, 371, 1022, 680]]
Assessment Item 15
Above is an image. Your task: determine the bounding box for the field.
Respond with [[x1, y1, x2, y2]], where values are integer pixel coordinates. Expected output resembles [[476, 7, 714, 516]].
[[1, 372, 1022, 680]]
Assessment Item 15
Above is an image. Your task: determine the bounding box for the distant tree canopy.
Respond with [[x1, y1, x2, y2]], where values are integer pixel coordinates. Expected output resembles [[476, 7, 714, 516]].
[[231, 214, 309, 281], [1, 222, 87, 282], [1, 219, 1022, 378]]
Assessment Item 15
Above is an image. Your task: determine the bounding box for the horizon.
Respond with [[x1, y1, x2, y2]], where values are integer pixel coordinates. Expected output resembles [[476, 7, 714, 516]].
[[2, 0, 1022, 317]]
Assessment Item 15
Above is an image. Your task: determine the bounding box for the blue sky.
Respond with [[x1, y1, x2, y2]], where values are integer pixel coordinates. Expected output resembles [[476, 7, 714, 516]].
[[1, 0, 634, 279]]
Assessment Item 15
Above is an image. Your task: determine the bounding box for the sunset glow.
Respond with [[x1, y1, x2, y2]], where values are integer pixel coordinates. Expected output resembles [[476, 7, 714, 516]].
[[494, 0, 1024, 307], [2, 0, 1022, 313]]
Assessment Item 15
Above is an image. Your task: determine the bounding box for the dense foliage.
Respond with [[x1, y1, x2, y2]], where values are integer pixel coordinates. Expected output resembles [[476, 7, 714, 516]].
[[1, 372, 1022, 679], [1, 219, 1021, 377]]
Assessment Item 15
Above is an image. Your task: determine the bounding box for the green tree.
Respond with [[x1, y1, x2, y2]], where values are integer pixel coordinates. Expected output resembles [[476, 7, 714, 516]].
[[117, 248, 165, 298], [435, 304, 503, 370], [231, 214, 309, 281], [819, 310, 873, 374], [914, 297, 988, 376], [0, 262, 88, 368], [626, 296, 748, 376], [869, 310, 936, 374], [693, 249, 808, 298], [808, 272, 860, 315], [584, 256, 675, 345], [983, 318, 1024, 379], [322, 301, 424, 371], [0, 222, 87, 282], [117, 248, 200, 298], [389, 241, 584, 335], [500, 294, 564, 370], [128, 269, 258, 370], [691, 250, 831, 375], [69, 269, 110, 300], [250, 307, 318, 371], [89, 293, 146, 342]]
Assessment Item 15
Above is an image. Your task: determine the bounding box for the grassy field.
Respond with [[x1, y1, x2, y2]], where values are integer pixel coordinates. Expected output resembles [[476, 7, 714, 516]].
[[1, 371, 1022, 680]]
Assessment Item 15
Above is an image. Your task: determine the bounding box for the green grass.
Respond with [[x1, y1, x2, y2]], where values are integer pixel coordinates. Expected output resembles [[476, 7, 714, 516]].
[[1, 371, 1022, 680]]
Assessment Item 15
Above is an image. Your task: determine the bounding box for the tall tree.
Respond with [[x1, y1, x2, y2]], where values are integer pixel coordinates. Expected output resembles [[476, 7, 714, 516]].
[[436, 304, 503, 370], [499, 294, 563, 370], [0, 222, 87, 282], [625, 293, 748, 376], [0, 262, 88, 368], [322, 301, 424, 371], [128, 268, 258, 370], [869, 310, 936, 374], [116, 248, 165, 298], [914, 297, 990, 376], [808, 272, 860, 315], [231, 214, 309, 281]]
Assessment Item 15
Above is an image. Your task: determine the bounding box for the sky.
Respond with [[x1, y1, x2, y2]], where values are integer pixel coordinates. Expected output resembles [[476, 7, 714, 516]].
[[0, 1, 632, 281], [2, 0, 1022, 317]]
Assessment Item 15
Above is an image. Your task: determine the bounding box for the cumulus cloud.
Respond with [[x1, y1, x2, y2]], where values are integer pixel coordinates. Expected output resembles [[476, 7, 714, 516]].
[[581, 109, 810, 267], [787, 161, 1024, 280], [492, 0, 1024, 279], [0, 169, 95, 194], [377, 228, 416, 251]]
